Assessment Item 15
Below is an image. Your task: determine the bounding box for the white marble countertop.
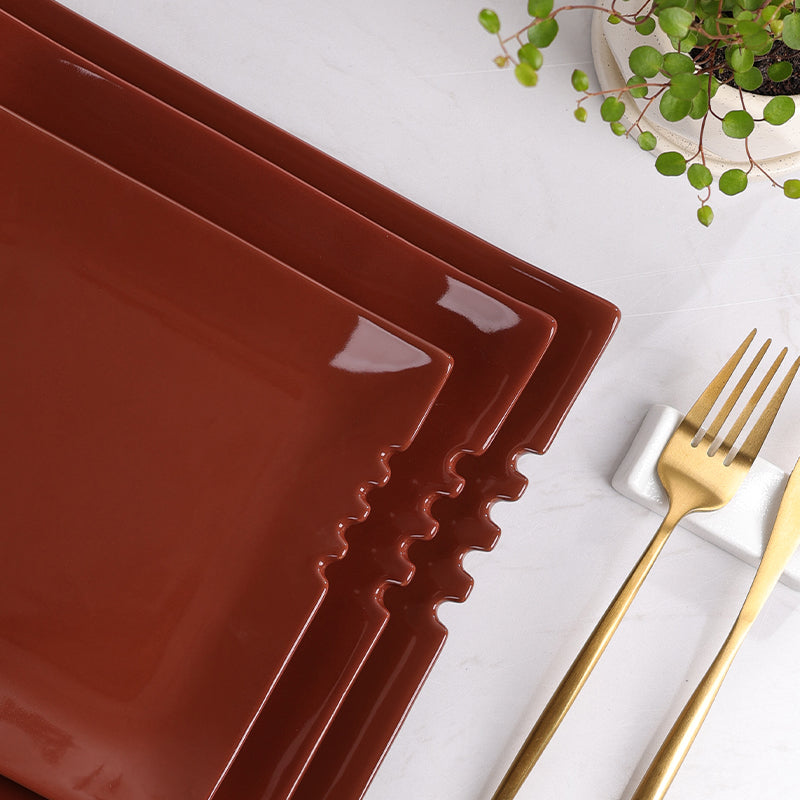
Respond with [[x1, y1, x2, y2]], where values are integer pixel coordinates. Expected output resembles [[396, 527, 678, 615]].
[[50, 1, 800, 798]]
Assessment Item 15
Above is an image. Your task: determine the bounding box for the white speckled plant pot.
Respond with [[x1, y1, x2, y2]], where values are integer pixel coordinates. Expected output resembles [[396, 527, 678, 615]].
[[591, 9, 800, 176]]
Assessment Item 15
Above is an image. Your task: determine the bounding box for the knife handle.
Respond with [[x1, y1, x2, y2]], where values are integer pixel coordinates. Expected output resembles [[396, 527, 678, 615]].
[[629, 621, 746, 800], [631, 459, 800, 800]]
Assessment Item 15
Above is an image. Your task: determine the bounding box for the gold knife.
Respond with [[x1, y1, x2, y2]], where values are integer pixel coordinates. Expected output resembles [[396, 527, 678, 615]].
[[631, 456, 800, 800]]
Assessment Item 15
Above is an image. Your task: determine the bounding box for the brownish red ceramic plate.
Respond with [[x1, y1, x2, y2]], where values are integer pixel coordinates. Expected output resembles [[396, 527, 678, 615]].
[[0, 13, 557, 800], [0, 102, 455, 800], [0, 4, 620, 800]]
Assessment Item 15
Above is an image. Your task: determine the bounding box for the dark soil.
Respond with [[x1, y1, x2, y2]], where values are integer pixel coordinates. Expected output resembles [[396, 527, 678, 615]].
[[693, 40, 800, 95]]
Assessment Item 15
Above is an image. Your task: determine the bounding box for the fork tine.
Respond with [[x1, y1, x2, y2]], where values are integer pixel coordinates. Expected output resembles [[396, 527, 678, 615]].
[[684, 329, 757, 431], [715, 347, 786, 456], [735, 354, 800, 463], [704, 338, 771, 441]]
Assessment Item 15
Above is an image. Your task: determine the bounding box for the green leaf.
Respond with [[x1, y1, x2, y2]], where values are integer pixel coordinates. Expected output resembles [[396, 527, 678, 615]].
[[752, 38, 775, 56], [697, 205, 714, 226], [627, 75, 648, 98], [636, 15, 657, 34], [663, 52, 696, 74], [638, 131, 658, 150], [722, 109, 755, 137], [610, 121, 627, 135], [764, 95, 796, 124], [660, 89, 692, 121], [528, 0, 553, 17], [571, 68, 589, 91], [670, 72, 702, 98], [761, 4, 781, 21], [658, 0, 693, 9], [629, 45, 664, 77], [658, 7, 695, 39], [601, 96, 626, 121], [734, 66, 764, 90], [655, 151, 687, 175], [518, 43, 544, 69], [726, 45, 755, 72], [719, 168, 748, 194], [478, 9, 501, 33], [527, 17, 559, 47], [689, 87, 710, 118], [687, 163, 713, 188], [574, 106, 588, 122], [782, 12, 800, 48], [767, 61, 793, 81], [784, 178, 800, 198], [737, 19, 771, 50], [608, 13, 622, 23], [515, 62, 539, 86]]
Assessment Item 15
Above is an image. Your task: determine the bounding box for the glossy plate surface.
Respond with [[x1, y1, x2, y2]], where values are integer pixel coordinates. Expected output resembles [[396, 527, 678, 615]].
[[0, 5, 620, 800], [0, 0, 616, 454], [0, 105, 452, 800], [0, 10, 559, 800]]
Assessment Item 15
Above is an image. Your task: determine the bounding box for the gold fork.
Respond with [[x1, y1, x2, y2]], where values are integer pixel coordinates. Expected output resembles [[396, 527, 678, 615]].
[[630, 455, 800, 800], [491, 330, 800, 800]]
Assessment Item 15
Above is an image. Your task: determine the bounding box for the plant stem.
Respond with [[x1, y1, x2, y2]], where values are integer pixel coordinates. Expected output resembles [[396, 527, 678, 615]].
[[744, 138, 783, 186]]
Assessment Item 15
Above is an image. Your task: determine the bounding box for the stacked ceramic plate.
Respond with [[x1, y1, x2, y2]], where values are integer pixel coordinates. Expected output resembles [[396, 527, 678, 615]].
[[0, 4, 620, 799]]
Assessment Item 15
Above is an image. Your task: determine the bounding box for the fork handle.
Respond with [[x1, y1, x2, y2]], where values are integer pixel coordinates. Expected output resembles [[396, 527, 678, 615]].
[[629, 623, 747, 800], [491, 507, 685, 800]]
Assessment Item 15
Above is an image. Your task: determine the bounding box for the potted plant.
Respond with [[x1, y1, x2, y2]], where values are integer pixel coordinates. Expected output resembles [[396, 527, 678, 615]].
[[479, 0, 800, 225]]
